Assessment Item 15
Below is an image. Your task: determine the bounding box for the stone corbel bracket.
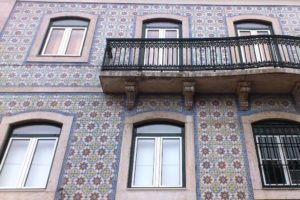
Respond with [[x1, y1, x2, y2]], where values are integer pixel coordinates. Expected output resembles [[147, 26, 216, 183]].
[[236, 81, 251, 111], [183, 81, 196, 110], [125, 81, 137, 110], [292, 82, 300, 108]]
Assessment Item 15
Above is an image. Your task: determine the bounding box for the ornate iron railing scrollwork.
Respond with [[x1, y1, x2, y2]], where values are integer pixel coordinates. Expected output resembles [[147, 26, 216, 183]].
[[102, 35, 300, 71]]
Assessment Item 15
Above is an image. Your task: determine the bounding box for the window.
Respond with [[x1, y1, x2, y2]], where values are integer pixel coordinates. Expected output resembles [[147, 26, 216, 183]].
[[252, 120, 300, 187], [41, 18, 88, 56], [235, 21, 274, 63], [27, 12, 97, 63], [116, 112, 196, 200], [130, 123, 184, 187], [0, 123, 61, 189], [142, 20, 182, 66]]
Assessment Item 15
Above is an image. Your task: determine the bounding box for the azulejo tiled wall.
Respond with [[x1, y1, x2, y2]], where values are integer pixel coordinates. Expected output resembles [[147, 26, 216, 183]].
[[0, 2, 300, 87], [0, 93, 298, 199], [250, 94, 296, 112], [0, 93, 125, 200], [196, 95, 251, 200]]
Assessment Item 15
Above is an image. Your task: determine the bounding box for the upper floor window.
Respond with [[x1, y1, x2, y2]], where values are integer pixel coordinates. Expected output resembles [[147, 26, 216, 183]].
[[234, 21, 275, 63], [130, 123, 184, 187], [41, 18, 89, 56], [142, 20, 182, 66], [27, 12, 97, 63], [143, 20, 182, 39], [252, 120, 300, 187], [235, 21, 273, 36], [0, 123, 61, 188]]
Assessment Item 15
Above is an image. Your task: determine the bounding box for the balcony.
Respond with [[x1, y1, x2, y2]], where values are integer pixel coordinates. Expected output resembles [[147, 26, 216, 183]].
[[99, 35, 300, 110]]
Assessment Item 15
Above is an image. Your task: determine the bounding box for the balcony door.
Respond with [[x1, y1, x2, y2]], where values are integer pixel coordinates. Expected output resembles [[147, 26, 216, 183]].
[[142, 20, 181, 66], [236, 22, 273, 63]]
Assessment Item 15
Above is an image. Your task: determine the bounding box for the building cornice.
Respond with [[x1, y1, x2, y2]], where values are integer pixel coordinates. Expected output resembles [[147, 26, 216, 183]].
[[16, 0, 300, 6]]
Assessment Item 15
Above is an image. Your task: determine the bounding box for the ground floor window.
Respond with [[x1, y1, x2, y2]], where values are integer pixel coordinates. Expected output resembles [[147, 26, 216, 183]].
[[253, 120, 300, 187], [130, 123, 184, 187]]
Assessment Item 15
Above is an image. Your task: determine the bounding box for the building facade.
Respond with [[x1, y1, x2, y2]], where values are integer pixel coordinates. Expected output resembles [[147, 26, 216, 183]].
[[0, 0, 300, 199]]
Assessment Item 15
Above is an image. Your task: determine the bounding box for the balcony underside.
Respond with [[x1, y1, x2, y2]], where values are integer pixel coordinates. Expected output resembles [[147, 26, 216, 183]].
[[100, 35, 300, 110], [100, 67, 300, 94]]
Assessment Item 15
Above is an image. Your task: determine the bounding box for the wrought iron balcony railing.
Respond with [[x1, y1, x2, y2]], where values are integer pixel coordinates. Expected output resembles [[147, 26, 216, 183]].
[[102, 35, 300, 71]]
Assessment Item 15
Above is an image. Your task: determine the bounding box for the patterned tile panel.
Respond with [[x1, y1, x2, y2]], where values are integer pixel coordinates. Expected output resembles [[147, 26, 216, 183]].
[[0, 93, 124, 200], [195, 95, 250, 200], [1, 3, 300, 86], [134, 94, 184, 113], [0, 64, 101, 87], [250, 94, 296, 112]]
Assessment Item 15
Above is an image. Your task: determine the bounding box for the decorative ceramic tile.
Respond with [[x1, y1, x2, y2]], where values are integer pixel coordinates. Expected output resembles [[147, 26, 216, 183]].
[[250, 95, 296, 112], [1, 3, 300, 86], [0, 94, 124, 200], [195, 95, 251, 200]]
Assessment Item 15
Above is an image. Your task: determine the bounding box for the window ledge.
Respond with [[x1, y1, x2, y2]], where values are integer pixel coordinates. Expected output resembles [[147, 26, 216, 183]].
[[127, 187, 187, 191], [254, 189, 300, 199], [27, 55, 88, 63], [0, 188, 46, 192]]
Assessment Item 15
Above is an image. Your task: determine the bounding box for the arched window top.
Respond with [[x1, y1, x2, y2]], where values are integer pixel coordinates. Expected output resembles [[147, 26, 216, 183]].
[[136, 123, 183, 134], [143, 19, 181, 28], [51, 17, 89, 27], [142, 19, 182, 39], [235, 20, 272, 30], [252, 120, 300, 135], [12, 123, 62, 136]]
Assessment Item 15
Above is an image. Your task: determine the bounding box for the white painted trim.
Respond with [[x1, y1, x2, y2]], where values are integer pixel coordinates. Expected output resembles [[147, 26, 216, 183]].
[[131, 136, 182, 188], [42, 27, 87, 56], [0, 137, 58, 189]]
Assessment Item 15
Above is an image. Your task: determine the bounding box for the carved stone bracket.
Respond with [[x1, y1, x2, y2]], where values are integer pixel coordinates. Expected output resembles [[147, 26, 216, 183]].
[[182, 81, 196, 110], [125, 81, 137, 110], [236, 81, 251, 111], [292, 82, 300, 108]]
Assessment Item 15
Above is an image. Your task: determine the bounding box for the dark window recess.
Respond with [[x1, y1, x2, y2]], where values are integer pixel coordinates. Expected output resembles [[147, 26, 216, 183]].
[[253, 120, 300, 187]]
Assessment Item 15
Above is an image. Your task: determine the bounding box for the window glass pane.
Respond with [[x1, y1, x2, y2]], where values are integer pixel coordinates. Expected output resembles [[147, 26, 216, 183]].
[[235, 22, 271, 29], [25, 139, 56, 188], [43, 28, 64, 55], [238, 31, 251, 36], [52, 19, 89, 27], [165, 30, 178, 38], [258, 136, 280, 159], [136, 124, 182, 134], [282, 136, 300, 159], [65, 29, 85, 55], [133, 139, 155, 186], [288, 160, 300, 184], [262, 160, 286, 185], [146, 30, 159, 38], [0, 139, 30, 187], [161, 138, 181, 186], [13, 125, 61, 136], [257, 30, 270, 35]]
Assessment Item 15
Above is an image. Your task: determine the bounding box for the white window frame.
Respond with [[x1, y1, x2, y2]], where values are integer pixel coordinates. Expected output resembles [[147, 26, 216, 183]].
[[0, 137, 58, 189], [256, 135, 300, 186], [41, 26, 87, 56], [145, 28, 179, 66], [131, 136, 182, 188], [237, 29, 271, 62]]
